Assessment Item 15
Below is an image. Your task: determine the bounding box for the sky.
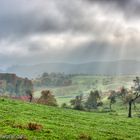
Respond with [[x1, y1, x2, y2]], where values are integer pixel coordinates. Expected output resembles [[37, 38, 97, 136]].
[[0, 0, 140, 68]]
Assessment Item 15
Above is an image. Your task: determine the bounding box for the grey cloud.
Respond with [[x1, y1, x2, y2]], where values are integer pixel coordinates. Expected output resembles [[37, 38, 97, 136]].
[[0, 6, 65, 38], [0, 35, 140, 67], [0, 0, 139, 39], [86, 0, 140, 19], [0, 0, 114, 38], [0, 0, 77, 39], [0, 0, 139, 68]]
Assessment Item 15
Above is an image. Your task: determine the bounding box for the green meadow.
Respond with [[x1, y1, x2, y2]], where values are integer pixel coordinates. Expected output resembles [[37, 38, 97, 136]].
[[0, 98, 140, 140]]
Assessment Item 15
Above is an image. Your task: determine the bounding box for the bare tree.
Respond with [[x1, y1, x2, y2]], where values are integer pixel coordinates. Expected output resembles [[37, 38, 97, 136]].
[[108, 90, 116, 110], [26, 90, 33, 102]]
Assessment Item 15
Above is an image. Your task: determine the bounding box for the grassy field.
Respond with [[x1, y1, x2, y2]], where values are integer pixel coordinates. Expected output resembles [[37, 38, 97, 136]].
[[34, 75, 136, 106], [0, 98, 140, 140]]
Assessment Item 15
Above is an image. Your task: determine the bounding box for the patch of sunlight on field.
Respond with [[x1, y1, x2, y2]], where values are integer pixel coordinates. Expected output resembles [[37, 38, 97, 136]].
[[56, 97, 73, 106], [34, 75, 136, 105]]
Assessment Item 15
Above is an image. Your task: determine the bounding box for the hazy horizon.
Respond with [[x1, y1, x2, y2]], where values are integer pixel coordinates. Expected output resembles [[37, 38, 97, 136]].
[[1, 59, 140, 70]]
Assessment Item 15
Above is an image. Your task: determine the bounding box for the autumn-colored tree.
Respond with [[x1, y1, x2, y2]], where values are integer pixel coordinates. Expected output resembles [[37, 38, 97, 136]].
[[38, 90, 57, 106]]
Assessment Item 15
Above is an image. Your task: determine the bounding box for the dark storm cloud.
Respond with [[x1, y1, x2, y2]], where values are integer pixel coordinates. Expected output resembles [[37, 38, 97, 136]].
[[87, 0, 128, 5], [0, 0, 139, 39], [0, 0, 138, 39], [86, 0, 140, 19], [0, 4, 65, 38], [0, 0, 92, 38], [0, 0, 118, 38]]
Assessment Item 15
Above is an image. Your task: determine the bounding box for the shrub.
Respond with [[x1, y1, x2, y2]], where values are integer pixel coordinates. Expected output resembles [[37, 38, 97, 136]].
[[27, 122, 43, 131], [78, 133, 92, 140], [61, 103, 68, 108]]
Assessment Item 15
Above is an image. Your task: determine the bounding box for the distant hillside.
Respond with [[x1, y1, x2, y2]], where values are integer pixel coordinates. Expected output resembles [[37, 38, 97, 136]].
[[7, 60, 140, 78]]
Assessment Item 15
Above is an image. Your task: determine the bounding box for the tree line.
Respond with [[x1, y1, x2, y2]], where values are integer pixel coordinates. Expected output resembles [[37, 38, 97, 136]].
[[33, 72, 73, 87], [0, 73, 33, 96]]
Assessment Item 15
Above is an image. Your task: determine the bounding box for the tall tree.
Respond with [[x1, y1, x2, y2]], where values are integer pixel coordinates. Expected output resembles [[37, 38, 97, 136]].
[[70, 94, 84, 110], [85, 90, 101, 109]]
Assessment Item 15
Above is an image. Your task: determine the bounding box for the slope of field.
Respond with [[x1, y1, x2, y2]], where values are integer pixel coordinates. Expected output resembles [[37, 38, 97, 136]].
[[0, 98, 140, 140]]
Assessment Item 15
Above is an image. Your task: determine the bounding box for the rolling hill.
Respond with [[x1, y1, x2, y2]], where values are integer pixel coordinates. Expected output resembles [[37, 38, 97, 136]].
[[0, 98, 140, 140], [6, 60, 140, 78]]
